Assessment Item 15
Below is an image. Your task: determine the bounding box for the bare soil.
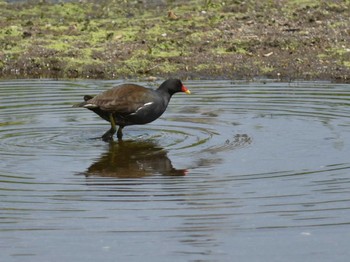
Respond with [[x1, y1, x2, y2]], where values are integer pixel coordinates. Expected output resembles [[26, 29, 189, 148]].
[[0, 0, 349, 82]]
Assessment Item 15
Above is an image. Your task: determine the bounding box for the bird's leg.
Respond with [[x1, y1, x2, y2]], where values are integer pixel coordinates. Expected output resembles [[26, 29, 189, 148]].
[[101, 114, 116, 142], [117, 126, 124, 140]]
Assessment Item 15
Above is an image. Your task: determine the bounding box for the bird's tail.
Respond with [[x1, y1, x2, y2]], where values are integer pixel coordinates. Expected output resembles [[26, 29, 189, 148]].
[[72, 95, 95, 108], [72, 101, 87, 108]]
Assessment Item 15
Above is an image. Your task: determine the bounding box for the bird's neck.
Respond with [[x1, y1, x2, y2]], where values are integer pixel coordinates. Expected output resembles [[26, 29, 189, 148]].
[[157, 88, 172, 101]]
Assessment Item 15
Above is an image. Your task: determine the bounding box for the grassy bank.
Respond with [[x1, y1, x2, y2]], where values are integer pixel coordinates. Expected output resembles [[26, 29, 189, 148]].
[[0, 0, 349, 81]]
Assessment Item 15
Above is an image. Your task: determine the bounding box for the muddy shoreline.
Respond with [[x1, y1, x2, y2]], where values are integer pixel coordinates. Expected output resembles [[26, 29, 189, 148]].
[[0, 0, 349, 82]]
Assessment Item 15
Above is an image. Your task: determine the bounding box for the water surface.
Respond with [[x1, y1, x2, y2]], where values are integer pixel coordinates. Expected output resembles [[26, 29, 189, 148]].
[[1, 79, 350, 261]]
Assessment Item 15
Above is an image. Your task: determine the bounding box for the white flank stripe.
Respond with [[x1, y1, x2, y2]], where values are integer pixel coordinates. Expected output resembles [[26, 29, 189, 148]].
[[131, 102, 154, 115]]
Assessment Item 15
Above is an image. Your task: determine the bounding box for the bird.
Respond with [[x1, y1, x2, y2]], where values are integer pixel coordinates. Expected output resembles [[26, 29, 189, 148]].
[[73, 79, 190, 141]]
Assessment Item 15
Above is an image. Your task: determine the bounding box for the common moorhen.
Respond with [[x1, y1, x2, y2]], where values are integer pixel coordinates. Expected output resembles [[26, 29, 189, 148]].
[[73, 79, 190, 141]]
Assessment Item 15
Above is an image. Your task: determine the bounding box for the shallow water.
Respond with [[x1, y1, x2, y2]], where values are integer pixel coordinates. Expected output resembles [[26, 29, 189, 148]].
[[1, 79, 350, 261]]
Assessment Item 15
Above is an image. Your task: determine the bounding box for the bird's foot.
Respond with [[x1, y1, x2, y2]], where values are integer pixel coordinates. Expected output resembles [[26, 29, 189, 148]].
[[117, 126, 124, 140], [102, 131, 114, 142], [117, 132, 123, 140]]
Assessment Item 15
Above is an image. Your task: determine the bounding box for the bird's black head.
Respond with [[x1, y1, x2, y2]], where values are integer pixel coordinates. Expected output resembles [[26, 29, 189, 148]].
[[158, 79, 191, 96]]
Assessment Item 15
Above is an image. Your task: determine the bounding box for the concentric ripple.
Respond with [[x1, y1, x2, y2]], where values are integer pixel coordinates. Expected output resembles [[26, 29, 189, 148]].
[[1, 79, 350, 261], [1, 79, 350, 174]]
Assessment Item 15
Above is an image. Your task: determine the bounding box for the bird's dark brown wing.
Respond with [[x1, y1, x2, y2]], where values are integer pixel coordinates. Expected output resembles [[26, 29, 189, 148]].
[[86, 84, 155, 114]]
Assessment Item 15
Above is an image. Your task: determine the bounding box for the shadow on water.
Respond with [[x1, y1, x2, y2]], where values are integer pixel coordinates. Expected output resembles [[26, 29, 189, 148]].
[[79, 140, 187, 178]]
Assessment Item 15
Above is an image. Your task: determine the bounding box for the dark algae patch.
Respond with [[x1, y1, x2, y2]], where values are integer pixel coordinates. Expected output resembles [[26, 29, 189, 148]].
[[0, 0, 349, 81]]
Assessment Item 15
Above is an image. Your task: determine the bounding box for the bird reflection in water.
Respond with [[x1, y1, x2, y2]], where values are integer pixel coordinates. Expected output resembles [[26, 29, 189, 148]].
[[80, 140, 187, 178]]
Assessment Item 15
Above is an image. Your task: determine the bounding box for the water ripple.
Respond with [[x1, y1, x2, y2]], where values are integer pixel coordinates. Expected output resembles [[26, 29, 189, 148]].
[[1, 79, 350, 261]]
